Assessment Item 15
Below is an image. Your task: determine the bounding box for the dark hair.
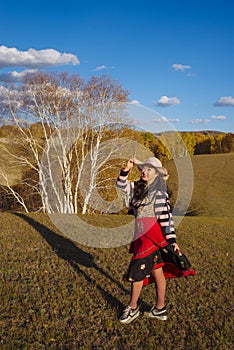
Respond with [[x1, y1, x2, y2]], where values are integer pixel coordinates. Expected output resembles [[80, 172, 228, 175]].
[[133, 178, 148, 201], [131, 173, 167, 208]]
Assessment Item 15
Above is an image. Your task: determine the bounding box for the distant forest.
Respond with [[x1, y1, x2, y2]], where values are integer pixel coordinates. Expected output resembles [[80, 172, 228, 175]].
[[134, 129, 234, 161], [0, 125, 234, 161]]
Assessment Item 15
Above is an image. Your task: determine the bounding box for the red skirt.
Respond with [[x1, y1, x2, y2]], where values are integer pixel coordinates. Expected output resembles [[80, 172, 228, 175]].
[[125, 218, 195, 285], [129, 217, 168, 258]]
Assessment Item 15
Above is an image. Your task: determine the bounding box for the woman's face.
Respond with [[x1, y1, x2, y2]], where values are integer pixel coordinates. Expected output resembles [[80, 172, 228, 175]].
[[141, 165, 158, 184]]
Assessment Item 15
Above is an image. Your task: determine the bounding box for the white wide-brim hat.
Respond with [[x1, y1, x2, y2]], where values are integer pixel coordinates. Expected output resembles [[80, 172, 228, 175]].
[[134, 156, 169, 179]]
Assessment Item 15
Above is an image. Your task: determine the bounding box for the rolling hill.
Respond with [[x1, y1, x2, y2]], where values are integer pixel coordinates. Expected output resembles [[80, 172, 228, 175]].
[[166, 152, 234, 218]]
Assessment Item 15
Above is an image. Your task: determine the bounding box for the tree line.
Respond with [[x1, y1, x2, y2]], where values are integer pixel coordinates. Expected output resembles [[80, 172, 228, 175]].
[[140, 130, 234, 161]]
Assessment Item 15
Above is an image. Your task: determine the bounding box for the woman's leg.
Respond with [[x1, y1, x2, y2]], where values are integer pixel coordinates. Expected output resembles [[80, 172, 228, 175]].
[[129, 280, 143, 309], [152, 267, 166, 309]]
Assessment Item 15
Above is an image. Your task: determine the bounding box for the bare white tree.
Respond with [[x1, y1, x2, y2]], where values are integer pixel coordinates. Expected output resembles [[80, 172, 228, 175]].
[[0, 72, 132, 213]]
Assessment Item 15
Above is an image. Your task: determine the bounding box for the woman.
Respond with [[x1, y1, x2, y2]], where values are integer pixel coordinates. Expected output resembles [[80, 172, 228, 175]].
[[116, 157, 195, 324]]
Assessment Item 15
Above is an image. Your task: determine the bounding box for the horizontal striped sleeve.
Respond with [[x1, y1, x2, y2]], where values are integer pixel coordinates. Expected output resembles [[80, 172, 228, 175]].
[[116, 169, 135, 203], [154, 191, 176, 243]]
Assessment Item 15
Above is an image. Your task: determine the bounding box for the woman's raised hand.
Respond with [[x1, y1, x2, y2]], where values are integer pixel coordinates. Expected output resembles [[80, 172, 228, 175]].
[[123, 159, 135, 171]]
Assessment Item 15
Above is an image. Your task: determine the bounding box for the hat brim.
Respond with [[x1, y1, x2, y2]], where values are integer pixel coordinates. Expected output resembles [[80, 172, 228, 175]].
[[134, 158, 168, 178]]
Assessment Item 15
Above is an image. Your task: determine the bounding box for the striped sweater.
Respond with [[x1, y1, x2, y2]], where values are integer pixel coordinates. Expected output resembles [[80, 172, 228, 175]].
[[116, 169, 176, 244]]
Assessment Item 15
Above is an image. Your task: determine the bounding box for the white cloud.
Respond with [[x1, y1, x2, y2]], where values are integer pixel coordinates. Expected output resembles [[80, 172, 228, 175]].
[[210, 115, 227, 120], [168, 118, 180, 123], [153, 116, 180, 124], [93, 65, 115, 71], [0, 69, 38, 82], [94, 65, 108, 71], [0, 45, 79, 69], [129, 100, 141, 105], [154, 116, 168, 123], [154, 95, 180, 107], [189, 115, 227, 125], [172, 63, 191, 71], [189, 119, 211, 124], [214, 96, 234, 107]]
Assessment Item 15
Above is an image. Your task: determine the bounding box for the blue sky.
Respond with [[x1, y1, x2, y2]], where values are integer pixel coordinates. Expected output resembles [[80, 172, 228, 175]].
[[0, 0, 234, 132]]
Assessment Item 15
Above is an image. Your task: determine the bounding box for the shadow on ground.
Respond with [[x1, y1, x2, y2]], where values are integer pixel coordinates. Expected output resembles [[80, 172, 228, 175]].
[[13, 213, 150, 314]]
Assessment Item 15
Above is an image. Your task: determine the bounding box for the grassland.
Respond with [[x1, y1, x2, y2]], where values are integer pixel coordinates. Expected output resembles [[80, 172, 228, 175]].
[[0, 153, 234, 349], [0, 138, 23, 186], [166, 153, 234, 218]]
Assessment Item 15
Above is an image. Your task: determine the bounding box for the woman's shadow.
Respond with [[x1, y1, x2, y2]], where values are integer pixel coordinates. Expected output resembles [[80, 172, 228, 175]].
[[13, 212, 132, 313]]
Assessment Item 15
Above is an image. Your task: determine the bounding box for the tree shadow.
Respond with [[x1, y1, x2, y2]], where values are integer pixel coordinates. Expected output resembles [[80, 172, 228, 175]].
[[13, 212, 132, 313]]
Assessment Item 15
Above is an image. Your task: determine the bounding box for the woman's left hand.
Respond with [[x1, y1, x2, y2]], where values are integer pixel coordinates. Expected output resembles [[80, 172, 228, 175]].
[[171, 243, 180, 252]]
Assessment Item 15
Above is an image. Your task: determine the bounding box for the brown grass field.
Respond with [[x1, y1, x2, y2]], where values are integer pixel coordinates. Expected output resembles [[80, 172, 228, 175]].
[[0, 153, 234, 349], [0, 138, 24, 186]]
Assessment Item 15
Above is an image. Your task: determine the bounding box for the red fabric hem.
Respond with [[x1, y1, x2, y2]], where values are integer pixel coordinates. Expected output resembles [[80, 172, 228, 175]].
[[142, 263, 196, 286]]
